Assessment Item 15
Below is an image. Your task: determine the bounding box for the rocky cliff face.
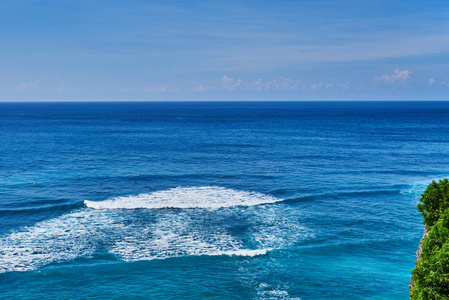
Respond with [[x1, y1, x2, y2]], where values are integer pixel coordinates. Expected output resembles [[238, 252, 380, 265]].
[[410, 227, 428, 291], [416, 227, 428, 261]]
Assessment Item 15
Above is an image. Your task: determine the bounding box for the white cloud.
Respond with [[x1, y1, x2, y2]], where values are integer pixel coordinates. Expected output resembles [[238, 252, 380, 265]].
[[311, 82, 323, 90], [221, 75, 243, 91], [442, 79, 449, 88], [15, 80, 39, 91], [248, 78, 263, 91], [265, 77, 300, 90], [375, 69, 412, 85], [194, 84, 214, 92], [0, 80, 40, 92], [194, 76, 351, 93], [424, 78, 449, 88], [325, 79, 336, 89], [322, 79, 350, 90], [340, 82, 350, 90], [113, 87, 136, 92], [220, 75, 300, 92], [143, 85, 169, 93]]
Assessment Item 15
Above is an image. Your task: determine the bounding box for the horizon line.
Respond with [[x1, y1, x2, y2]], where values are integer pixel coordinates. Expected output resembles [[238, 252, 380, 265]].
[[1, 99, 449, 103]]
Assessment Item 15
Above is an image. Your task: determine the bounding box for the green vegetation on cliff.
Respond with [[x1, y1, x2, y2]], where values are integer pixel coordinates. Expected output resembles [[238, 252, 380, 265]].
[[411, 179, 449, 299]]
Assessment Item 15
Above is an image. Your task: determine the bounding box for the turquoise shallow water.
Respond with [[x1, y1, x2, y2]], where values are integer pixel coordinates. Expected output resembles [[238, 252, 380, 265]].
[[1, 101, 448, 299]]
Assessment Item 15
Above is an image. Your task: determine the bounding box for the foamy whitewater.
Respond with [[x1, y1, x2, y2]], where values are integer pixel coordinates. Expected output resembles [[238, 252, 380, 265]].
[[84, 186, 283, 209], [1, 101, 447, 299], [0, 187, 299, 273]]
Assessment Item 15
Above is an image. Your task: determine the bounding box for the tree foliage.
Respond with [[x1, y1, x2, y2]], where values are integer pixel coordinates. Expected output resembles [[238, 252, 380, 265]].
[[411, 179, 449, 299], [418, 179, 449, 227]]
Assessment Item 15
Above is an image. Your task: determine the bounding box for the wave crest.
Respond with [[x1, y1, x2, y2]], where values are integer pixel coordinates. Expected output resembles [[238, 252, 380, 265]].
[[84, 186, 283, 210]]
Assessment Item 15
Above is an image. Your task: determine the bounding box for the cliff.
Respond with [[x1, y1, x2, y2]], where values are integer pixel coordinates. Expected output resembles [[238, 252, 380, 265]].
[[415, 227, 429, 262], [410, 179, 449, 299], [409, 227, 428, 292]]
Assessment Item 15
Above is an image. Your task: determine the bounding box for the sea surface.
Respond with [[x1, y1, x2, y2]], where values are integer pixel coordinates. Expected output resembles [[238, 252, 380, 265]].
[[0, 101, 448, 299]]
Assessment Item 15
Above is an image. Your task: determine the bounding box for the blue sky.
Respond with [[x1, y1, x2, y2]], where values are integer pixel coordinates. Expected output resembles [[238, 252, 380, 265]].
[[1, 0, 449, 101]]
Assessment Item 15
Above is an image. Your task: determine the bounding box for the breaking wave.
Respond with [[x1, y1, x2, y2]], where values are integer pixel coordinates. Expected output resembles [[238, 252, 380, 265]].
[[84, 186, 283, 209], [0, 187, 309, 273]]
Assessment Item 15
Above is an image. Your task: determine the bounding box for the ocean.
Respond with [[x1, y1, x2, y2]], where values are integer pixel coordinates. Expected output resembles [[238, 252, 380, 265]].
[[0, 101, 447, 299]]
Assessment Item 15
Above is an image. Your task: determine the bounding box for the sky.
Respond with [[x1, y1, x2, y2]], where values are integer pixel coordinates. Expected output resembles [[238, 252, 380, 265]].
[[1, 0, 449, 101]]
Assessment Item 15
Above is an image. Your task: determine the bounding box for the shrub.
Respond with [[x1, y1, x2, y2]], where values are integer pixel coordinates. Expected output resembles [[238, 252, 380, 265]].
[[418, 179, 449, 227], [411, 179, 449, 299], [411, 210, 449, 299]]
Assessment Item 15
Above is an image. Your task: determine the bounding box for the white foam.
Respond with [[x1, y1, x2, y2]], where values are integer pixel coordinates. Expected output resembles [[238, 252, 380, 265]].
[[256, 283, 302, 300], [251, 206, 314, 249], [400, 183, 427, 195], [110, 215, 270, 261], [399, 178, 447, 196], [0, 187, 308, 273], [257, 288, 300, 300], [0, 210, 122, 273], [219, 249, 270, 257], [84, 186, 283, 210], [108, 211, 246, 261]]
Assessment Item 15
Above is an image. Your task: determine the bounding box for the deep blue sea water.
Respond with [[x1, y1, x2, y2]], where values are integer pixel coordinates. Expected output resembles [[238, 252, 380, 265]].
[[0, 101, 448, 299]]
